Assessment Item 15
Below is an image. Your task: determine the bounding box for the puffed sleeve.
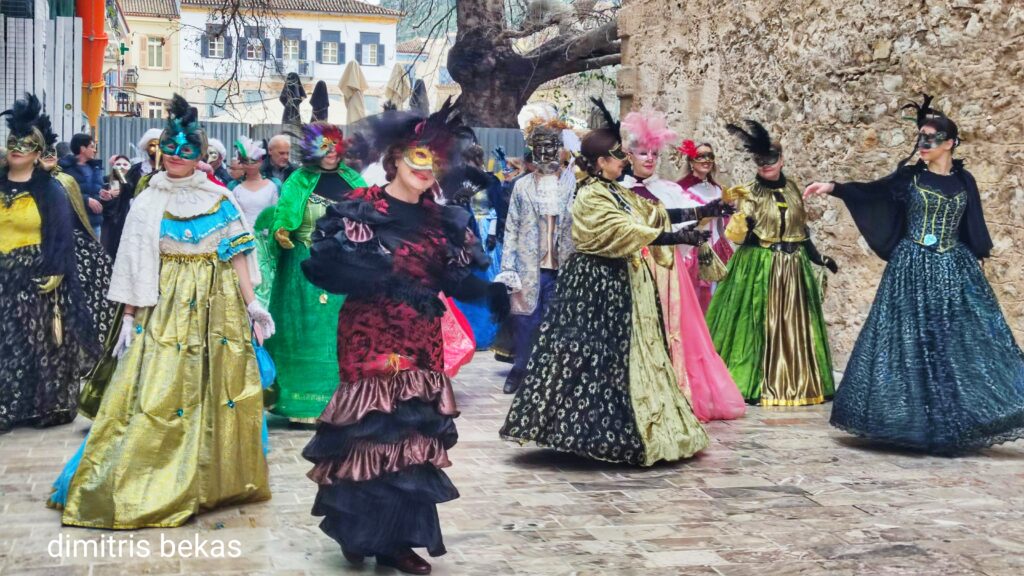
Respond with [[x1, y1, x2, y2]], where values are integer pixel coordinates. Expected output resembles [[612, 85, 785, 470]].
[[571, 181, 667, 258], [301, 197, 394, 297]]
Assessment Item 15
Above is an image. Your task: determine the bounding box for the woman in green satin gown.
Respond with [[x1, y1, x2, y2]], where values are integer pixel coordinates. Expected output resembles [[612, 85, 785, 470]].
[[260, 122, 367, 423]]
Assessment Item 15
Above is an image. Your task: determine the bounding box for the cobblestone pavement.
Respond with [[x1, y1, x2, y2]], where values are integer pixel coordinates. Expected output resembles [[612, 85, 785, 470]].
[[2, 356, 1024, 575]]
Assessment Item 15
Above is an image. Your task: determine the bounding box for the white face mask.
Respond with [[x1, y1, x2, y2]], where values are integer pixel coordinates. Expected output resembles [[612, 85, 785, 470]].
[[113, 159, 132, 172], [207, 150, 221, 163]]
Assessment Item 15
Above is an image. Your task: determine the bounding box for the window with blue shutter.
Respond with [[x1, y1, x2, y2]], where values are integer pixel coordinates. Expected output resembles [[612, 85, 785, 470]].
[[358, 32, 382, 66], [318, 30, 341, 65]]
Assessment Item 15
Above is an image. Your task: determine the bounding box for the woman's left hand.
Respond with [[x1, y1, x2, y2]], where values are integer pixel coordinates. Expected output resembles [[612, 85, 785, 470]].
[[247, 300, 276, 341]]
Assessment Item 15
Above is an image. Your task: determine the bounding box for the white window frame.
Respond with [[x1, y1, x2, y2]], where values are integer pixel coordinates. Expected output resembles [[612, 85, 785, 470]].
[[364, 43, 378, 66], [147, 101, 163, 119], [146, 37, 164, 68], [282, 38, 300, 61], [246, 38, 263, 60], [322, 41, 338, 65], [208, 35, 225, 59]]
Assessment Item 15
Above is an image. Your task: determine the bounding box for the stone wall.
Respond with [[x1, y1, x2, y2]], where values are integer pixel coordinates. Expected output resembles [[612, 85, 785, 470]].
[[618, 0, 1024, 368]]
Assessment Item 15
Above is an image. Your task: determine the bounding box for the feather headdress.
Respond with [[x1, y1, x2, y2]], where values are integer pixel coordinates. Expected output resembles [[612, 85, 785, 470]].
[[725, 119, 776, 158], [35, 113, 58, 153], [621, 108, 678, 152], [160, 94, 207, 159], [518, 102, 569, 140], [300, 121, 346, 165], [233, 135, 266, 162], [366, 96, 467, 161], [677, 139, 699, 159], [901, 93, 939, 127], [2, 93, 45, 148]]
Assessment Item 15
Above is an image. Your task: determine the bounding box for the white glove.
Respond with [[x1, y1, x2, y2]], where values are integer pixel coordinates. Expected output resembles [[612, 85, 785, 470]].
[[247, 300, 275, 340], [113, 315, 136, 359]]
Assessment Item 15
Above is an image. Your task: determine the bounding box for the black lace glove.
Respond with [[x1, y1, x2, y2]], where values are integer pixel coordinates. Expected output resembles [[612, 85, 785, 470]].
[[651, 227, 711, 246], [695, 198, 736, 220], [487, 282, 511, 322], [485, 234, 497, 252]]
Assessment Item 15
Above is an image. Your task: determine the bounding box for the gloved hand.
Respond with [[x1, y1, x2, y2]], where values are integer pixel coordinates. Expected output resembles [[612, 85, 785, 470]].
[[247, 300, 276, 340], [822, 256, 839, 274], [487, 282, 511, 322], [695, 198, 737, 220], [113, 314, 136, 359], [485, 234, 497, 252], [274, 227, 294, 250], [36, 274, 63, 294], [651, 227, 711, 246]]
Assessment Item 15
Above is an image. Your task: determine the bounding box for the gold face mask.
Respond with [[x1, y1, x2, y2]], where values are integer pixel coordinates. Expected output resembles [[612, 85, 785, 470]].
[[403, 145, 436, 173], [6, 135, 43, 154]]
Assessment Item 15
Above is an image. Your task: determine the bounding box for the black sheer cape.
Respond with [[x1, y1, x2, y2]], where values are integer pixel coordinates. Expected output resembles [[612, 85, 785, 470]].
[[832, 160, 992, 260]]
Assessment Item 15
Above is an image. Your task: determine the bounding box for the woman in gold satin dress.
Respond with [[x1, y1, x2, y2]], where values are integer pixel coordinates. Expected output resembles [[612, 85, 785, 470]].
[[500, 100, 710, 466], [48, 95, 276, 529], [705, 120, 837, 406]]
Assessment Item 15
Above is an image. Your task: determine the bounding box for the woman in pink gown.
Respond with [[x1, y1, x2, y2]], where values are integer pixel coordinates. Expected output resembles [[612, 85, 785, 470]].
[[621, 111, 746, 422], [676, 140, 734, 313]]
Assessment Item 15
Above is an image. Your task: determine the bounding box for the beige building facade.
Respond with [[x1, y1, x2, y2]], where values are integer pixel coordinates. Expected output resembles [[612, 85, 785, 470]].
[[120, 0, 183, 119], [618, 0, 1024, 367]]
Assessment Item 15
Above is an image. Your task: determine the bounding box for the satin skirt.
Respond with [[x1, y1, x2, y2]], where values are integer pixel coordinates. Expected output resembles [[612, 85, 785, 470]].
[[832, 240, 1024, 453], [652, 250, 745, 422], [304, 296, 458, 557], [706, 245, 834, 406], [56, 254, 270, 529], [265, 243, 345, 421]]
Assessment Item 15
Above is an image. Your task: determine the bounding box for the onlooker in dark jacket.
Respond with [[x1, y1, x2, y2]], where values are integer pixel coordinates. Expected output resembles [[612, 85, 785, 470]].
[[261, 134, 297, 183], [60, 133, 107, 237]]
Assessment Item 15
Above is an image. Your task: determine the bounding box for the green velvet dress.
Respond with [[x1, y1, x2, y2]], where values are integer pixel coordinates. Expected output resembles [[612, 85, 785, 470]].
[[260, 166, 366, 421]]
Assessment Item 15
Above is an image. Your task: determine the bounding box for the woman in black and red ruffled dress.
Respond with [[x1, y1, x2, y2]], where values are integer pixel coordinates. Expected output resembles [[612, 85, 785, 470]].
[[300, 99, 509, 575]]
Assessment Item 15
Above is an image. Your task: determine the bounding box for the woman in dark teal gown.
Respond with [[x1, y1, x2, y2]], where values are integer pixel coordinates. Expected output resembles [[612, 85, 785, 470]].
[[806, 104, 1024, 454]]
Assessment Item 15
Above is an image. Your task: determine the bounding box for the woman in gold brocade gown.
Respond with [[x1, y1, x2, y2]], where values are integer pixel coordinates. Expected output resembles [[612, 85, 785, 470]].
[[48, 95, 276, 529], [500, 99, 710, 466]]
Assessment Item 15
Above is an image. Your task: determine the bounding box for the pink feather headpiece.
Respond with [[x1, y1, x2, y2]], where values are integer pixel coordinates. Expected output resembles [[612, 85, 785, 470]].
[[621, 108, 678, 152]]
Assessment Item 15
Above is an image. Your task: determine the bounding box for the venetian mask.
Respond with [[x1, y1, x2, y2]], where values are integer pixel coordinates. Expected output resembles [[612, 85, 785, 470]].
[[207, 149, 221, 163], [113, 158, 132, 172], [753, 150, 781, 167], [917, 131, 950, 150], [146, 139, 159, 159], [694, 151, 715, 164], [6, 134, 42, 154], [159, 131, 202, 160], [403, 145, 437, 172]]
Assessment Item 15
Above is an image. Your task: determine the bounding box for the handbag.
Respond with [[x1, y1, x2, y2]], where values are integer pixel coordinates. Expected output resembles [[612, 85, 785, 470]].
[[697, 242, 728, 282], [252, 330, 276, 389]]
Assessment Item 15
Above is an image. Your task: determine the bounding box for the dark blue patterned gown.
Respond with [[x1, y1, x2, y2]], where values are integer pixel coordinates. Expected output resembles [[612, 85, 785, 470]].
[[830, 166, 1024, 454]]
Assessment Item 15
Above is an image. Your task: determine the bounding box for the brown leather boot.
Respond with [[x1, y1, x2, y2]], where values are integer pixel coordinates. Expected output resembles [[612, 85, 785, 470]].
[[377, 549, 431, 575]]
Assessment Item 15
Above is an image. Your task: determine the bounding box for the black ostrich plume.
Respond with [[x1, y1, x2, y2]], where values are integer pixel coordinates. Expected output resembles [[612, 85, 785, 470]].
[[35, 113, 58, 151], [900, 93, 939, 127], [589, 97, 619, 132], [725, 119, 774, 158], [2, 92, 43, 138]]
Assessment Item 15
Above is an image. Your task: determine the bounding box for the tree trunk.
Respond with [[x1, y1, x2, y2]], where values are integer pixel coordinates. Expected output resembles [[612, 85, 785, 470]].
[[448, 1, 621, 128]]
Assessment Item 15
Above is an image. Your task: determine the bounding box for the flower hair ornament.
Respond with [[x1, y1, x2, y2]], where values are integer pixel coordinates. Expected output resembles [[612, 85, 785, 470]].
[[621, 108, 678, 153], [300, 122, 346, 165]]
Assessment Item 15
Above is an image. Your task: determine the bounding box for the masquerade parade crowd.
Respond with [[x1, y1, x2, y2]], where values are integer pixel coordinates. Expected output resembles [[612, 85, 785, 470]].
[[1, 88, 1023, 575]]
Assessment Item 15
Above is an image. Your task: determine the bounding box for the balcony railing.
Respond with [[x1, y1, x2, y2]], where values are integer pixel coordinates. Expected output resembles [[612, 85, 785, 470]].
[[274, 58, 313, 79]]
